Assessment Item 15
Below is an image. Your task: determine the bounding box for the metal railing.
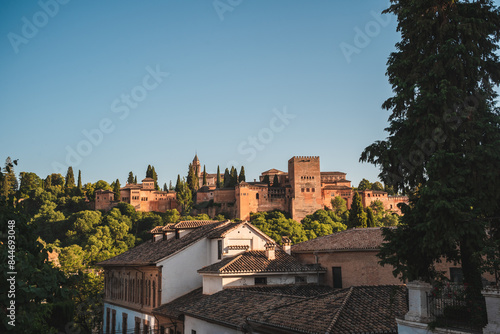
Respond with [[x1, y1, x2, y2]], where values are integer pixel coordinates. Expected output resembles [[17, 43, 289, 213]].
[[427, 283, 486, 332]]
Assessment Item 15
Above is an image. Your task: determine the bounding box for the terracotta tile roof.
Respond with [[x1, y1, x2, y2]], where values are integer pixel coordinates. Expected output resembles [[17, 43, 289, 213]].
[[227, 284, 335, 297], [198, 250, 325, 274], [292, 227, 389, 253], [180, 288, 303, 330], [321, 171, 347, 175], [97, 221, 234, 266], [150, 224, 175, 234], [142, 177, 155, 182], [153, 288, 205, 319], [247, 285, 407, 334], [261, 168, 286, 174], [174, 220, 221, 229]]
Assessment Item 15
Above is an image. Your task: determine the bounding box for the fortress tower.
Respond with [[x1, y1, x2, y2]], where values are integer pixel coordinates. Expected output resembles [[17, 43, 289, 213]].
[[193, 154, 201, 177], [288, 156, 323, 221]]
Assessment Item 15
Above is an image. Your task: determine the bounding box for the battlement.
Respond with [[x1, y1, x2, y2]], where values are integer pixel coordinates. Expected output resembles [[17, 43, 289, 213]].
[[288, 156, 320, 162]]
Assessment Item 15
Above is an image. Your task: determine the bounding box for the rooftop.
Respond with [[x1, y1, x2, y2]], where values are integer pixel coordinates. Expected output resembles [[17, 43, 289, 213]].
[[198, 250, 325, 274], [292, 227, 388, 253], [174, 284, 407, 333], [247, 285, 408, 334], [97, 221, 240, 266]]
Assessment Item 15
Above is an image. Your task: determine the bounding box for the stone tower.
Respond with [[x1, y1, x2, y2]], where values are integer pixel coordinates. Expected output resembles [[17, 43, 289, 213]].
[[288, 156, 323, 221], [193, 154, 201, 177]]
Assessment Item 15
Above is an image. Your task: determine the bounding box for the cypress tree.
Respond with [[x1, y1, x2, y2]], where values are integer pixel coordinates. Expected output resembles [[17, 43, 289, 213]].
[[77, 170, 82, 189], [113, 179, 121, 201], [163, 183, 168, 192], [239, 166, 246, 182], [134, 176, 137, 184], [366, 207, 376, 228], [223, 168, 230, 188], [262, 175, 270, 185], [203, 165, 207, 186], [127, 171, 134, 184], [216, 166, 221, 188], [360, 0, 500, 309], [348, 192, 367, 228], [175, 174, 181, 193], [65, 166, 75, 190], [169, 180, 174, 191], [146, 165, 152, 178]]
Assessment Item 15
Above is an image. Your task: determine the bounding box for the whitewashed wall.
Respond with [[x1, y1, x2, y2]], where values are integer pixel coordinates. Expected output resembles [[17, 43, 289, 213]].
[[102, 302, 156, 334], [185, 315, 243, 334]]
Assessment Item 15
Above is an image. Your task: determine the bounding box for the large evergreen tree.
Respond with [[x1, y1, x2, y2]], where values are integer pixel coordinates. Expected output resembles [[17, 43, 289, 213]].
[[187, 163, 199, 192], [127, 172, 134, 185], [113, 179, 121, 201], [175, 174, 181, 193], [360, 0, 500, 316], [77, 170, 83, 190], [348, 192, 367, 228], [239, 166, 246, 182], [65, 166, 75, 189], [216, 166, 221, 188], [202, 165, 207, 186], [223, 168, 231, 188]]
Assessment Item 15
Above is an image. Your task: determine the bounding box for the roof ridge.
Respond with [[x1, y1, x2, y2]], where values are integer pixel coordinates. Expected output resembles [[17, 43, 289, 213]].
[[218, 253, 243, 273], [326, 286, 354, 333]]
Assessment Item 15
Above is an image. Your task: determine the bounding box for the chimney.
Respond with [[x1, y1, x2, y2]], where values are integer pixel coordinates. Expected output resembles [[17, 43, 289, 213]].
[[282, 236, 292, 255], [265, 242, 276, 260]]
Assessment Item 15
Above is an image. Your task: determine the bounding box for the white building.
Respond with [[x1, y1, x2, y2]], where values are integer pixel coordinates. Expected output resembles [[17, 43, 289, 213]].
[[98, 220, 278, 334]]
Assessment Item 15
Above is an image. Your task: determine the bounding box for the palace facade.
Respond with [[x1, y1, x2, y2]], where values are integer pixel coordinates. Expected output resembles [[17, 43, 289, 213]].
[[95, 155, 407, 221]]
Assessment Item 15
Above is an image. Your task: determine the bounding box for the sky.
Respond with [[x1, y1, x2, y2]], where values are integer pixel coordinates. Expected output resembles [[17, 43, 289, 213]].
[[1, 1, 499, 188]]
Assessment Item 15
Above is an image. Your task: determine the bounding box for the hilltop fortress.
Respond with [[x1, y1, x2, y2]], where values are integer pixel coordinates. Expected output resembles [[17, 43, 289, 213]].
[[96, 155, 407, 221]]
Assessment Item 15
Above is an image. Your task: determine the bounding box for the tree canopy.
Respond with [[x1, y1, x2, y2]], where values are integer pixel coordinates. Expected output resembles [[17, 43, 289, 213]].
[[360, 0, 500, 315]]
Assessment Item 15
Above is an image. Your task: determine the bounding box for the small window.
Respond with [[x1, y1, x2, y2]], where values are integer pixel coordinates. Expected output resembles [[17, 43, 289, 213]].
[[295, 276, 306, 283], [255, 277, 267, 285], [191, 331, 197, 334], [301, 188, 305, 192], [256, 193, 259, 199], [306, 188, 310, 192], [217, 240, 223, 260], [312, 188, 315, 192]]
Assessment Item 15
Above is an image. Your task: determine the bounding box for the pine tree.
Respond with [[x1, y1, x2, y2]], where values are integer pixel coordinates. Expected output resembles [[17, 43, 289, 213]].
[[216, 166, 221, 188], [127, 171, 134, 184], [239, 166, 246, 182], [2, 157, 18, 197], [202, 165, 207, 186], [360, 0, 500, 310], [348, 192, 367, 228], [65, 166, 75, 189], [113, 179, 121, 201]]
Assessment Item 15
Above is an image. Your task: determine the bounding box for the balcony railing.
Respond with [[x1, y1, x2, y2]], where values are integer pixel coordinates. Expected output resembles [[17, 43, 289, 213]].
[[427, 282, 486, 332]]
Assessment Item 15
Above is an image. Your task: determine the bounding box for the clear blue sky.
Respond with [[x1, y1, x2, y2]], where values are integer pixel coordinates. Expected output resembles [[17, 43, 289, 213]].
[[1, 1, 498, 188]]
